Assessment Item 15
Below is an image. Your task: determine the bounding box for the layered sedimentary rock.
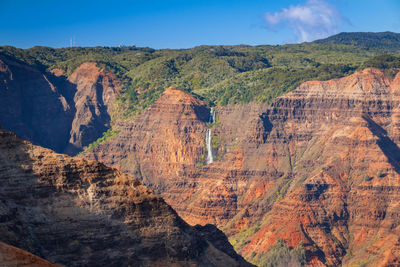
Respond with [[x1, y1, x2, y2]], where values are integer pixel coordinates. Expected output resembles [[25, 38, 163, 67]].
[[0, 127, 251, 266], [0, 55, 118, 155], [235, 68, 400, 266], [87, 68, 400, 266], [86, 86, 210, 186]]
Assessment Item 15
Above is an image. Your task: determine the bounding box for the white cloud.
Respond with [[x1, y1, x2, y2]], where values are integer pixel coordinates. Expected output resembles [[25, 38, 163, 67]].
[[265, 0, 342, 42]]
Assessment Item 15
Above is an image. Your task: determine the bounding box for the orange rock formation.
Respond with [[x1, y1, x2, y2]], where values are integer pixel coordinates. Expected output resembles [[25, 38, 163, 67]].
[[87, 68, 400, 266]]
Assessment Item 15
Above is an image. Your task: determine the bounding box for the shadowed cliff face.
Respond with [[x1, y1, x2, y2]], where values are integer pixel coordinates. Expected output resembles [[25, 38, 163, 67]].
[[0, 56, 118, 155], [87, 68, 400, 266], [0, 55, 74, 153], [0, 127, 252, 267], [64, 62, 119, 154]]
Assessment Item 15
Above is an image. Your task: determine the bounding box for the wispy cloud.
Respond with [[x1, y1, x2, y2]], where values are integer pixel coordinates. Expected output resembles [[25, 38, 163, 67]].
[[265, 0, 343, 42]]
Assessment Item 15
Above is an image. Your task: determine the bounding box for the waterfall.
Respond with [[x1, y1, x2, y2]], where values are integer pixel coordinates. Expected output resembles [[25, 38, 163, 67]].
[[206, 129, 213, 164], [209, 107, 216, 123], [206, 108, 215, 164]]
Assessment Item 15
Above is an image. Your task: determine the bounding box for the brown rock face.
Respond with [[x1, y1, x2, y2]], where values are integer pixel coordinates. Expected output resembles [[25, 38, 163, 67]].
[[65, 62, 119, 154], [0, 56, 118, 155], [0, 126, 251, 267], [86, 86, 210, 186], [87, 68, 400, 266], [0, 242, 60, 267]]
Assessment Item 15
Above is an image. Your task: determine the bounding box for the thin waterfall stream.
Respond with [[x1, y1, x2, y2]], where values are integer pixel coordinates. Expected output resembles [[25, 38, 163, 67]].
[[206, 108, 215, 164]]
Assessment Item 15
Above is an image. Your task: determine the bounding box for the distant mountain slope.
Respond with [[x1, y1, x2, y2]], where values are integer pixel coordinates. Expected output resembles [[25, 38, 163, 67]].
[[2, 32, 398, 119], [0, 126, 251, 266], [314, 31, 400, 50]]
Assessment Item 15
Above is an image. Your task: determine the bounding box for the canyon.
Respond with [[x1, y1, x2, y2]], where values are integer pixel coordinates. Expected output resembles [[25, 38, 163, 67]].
[[86, 68, 400, 266], [2, 48, 400, 266]]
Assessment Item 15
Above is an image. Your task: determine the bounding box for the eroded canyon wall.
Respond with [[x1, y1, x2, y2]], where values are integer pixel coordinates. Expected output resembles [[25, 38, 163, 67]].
[[87, 68, 400, 266]]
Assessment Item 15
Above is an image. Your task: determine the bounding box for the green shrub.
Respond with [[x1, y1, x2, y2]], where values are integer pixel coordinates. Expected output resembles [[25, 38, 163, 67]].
[[364, 175, 373, 182]]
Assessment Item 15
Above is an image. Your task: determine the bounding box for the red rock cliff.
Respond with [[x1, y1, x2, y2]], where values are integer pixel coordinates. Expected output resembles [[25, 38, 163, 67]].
[[86, 68, 400, 266]]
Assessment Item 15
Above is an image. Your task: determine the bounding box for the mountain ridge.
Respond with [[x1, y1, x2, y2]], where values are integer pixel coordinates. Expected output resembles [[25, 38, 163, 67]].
[[313, 31, 400, 50]]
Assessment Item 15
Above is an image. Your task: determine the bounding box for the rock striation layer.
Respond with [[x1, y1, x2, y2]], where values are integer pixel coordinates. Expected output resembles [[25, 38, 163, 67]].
[[0, 126, 251, 267], [87, 68, 400, 266]]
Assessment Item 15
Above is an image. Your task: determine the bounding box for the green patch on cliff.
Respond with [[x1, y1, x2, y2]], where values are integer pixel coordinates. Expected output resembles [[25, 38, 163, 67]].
[[81, 129, 121, 155], [250, 239, 307, 267]]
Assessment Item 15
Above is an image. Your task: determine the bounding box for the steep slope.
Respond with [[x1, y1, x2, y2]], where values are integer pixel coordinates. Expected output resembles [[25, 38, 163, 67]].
[[0, 242, 60, 267], [0, 55, 118, 155], [0, 54, 74, 153], [230, 68, 400, 266], [63, 62, 119, 154], [86, 86, 210, 187], [87, 68, 400, 266], [0, 127, 251, 267]]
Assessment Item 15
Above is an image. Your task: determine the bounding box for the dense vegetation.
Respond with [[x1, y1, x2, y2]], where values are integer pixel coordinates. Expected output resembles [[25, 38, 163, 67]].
[[362, 54, 400, 79], [252, 239, 306, 267], [314, 32, 400, 51], [1, 32, 399, 117]]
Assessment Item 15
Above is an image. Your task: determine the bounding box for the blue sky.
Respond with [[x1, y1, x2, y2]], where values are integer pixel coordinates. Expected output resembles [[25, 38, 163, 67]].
[[1, 0, 399, 49]]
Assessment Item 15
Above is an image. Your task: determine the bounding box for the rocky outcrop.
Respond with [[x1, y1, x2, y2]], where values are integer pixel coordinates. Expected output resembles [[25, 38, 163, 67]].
[[87, 68, 400, 266], [0, 126, 251, 266], [65, 62, 119, 155], [0, 242, 60, 267], [0, 55, 118, 155]]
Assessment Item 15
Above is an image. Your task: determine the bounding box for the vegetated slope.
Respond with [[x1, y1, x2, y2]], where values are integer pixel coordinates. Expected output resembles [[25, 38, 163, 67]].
[[2, 32, 399, 118], [87, 68, 400, 266], [314, 32, 400, 51], [0, 54, 119, 155], [0, 126, 252, 267], [0, 32, 398, 156]]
